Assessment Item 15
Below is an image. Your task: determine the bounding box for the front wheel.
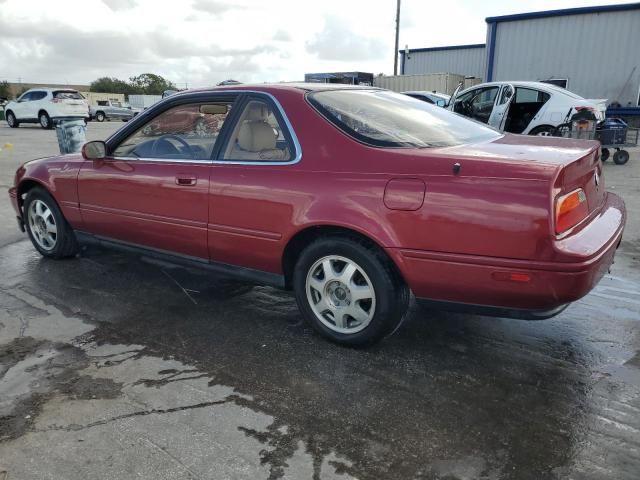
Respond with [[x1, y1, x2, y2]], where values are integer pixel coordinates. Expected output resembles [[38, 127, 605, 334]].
[[6, 111, 19, 128], [293, 237, 409, 346], [24, 188, 79, 259]]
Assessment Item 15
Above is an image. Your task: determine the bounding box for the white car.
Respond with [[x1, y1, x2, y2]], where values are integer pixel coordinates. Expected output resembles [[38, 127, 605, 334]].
[[402, 90, 450, 107], [448, 81, 606, 136], [4, 88, 89, 129]]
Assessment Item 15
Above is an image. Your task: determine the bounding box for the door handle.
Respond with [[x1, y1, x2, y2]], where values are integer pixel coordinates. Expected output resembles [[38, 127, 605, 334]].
[[175, 176, 197, 186]]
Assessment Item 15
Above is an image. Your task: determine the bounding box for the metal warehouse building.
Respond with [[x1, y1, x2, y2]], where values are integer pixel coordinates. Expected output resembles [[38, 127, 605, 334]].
[[401, 3, 640, 105]]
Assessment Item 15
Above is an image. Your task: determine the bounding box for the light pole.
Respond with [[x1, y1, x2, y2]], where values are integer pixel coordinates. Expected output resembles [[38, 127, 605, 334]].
[[393, 0, 401, 75]]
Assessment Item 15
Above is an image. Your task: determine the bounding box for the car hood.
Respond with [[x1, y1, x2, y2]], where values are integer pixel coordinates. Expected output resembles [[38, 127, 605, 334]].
[[437, 133, 599, 166]]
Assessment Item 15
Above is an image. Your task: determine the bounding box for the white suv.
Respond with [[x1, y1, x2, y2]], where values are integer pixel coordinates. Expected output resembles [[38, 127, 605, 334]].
[[4, 88, 89, 129]]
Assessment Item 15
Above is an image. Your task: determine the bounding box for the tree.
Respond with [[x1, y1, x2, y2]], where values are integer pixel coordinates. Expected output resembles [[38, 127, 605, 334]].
[[128, 73, 176, 95], [89, 77, 135, 94], [0, 80, 11, 99]]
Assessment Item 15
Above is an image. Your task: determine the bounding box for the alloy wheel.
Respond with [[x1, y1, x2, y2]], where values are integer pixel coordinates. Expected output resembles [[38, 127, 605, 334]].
[[305, 255, 376, 334], [28, 199, 57, 251], [39, 113, 49, 128]]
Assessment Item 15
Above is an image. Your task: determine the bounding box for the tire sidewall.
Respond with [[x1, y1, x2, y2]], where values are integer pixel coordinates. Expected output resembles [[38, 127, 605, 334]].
[[96, 112, 105, 122], [530, 125, 555, 136], [24, 188, 74, 258], [6, 111, 17, 127], [39, 111, 51, 129], [293, 238, 405, 346]]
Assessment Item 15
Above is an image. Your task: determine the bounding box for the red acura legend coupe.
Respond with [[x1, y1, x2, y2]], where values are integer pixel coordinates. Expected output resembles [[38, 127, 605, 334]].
[[9, 84, 626, 345]]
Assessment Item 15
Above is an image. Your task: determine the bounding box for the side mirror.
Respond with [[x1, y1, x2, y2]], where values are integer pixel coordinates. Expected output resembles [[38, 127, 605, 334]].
[[82, 140, 106, 160]]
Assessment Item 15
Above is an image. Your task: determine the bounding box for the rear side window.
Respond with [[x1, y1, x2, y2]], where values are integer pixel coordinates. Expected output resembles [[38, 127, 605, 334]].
[[515, 88, 550, 104], [309, 89, 500, 148], [53, 90, 84, 100]]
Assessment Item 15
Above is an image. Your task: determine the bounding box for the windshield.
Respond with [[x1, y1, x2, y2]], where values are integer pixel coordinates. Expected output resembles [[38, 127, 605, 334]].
[[308, 89, 500, 148]]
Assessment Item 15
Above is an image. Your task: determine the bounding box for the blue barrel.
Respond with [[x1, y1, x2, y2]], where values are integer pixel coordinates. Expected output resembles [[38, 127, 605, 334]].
[[597, 118, 627, 145]]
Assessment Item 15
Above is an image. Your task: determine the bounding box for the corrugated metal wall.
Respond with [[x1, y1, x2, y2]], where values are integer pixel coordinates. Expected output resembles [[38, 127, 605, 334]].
[[402, 47, 486, 79], [374, 73, 465, 94], [490, 9, 640, 105]]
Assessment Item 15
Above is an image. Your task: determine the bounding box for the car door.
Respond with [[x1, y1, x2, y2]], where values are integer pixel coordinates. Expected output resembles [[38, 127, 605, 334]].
[[488, 84, 515, 130], [77, 96, 236, 259], [208, 94, 301, 273], [12, 92, 33, 119]]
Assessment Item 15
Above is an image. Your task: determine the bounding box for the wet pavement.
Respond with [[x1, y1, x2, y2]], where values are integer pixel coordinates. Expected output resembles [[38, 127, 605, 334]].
[[1, 124, 640, 479]]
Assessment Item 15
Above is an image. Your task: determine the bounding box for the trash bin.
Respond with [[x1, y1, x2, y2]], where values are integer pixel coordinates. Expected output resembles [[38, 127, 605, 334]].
[[597, 118, 628, 145], [0, 109, 5, 121], [55, 117, 86, 154]]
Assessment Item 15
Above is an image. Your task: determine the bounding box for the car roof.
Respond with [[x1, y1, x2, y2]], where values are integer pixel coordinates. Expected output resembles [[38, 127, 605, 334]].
[[21, 87, 81, 94], [186, 82, 381, 95], [459, 81, 582, 98], [402, 91, 450, 99]]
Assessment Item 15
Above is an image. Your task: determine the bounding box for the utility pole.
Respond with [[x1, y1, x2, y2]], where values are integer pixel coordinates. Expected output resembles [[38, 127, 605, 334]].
[[393, 0, 401, 75]]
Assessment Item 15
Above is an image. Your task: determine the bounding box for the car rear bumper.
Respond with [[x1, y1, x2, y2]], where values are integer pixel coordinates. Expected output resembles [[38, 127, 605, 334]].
[[389, 192, 625, 313]]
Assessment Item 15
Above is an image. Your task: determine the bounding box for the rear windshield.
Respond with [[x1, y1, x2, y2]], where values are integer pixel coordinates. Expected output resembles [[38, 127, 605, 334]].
[[53, 90, 84, 100], [308, 89, 500, 148]]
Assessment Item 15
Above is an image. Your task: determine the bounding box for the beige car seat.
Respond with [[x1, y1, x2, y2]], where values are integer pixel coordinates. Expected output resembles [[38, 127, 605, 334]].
[[227, 102, 290, 161]]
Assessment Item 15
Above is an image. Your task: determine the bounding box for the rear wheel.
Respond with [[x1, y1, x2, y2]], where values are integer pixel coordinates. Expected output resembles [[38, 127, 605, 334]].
[[293, 237, 409, 346], [6, 111, 19, 128], [39, 111, 52, 129], [24, 187, 78, 259], [529, 125, 556, 136], [613, 149, 630, 165], [96, 111, 106, 122]]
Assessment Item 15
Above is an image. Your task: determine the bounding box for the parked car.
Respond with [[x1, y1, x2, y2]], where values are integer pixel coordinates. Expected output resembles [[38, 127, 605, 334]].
[[448, 81, 607, 136], [90, 100, 138, 122], [140, 101, 225, 137], [402, 90, 450, 107], [9, 84, 625, 346], [4, 88, 89, 129]]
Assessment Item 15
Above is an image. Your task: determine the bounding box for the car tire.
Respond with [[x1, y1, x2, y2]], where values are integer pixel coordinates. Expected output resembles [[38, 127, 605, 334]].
[[293, 236, 409, 346], [613, 150, 630, 165], [6, 111, 19, 128], [529, 125, 556, 136], [24, 187, 79, 259], [96, 111, 105, 122], [39, 111, 52, 129]]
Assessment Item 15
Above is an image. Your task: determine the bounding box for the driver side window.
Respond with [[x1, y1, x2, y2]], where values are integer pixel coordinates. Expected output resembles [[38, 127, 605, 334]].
[[113, 102, 232, 161], [454, 87, 499, 124]]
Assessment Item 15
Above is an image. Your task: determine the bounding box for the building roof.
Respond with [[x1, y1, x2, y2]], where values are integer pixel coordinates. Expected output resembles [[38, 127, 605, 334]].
[[402, 44, 485, 54], [485, 2, 640, 23]]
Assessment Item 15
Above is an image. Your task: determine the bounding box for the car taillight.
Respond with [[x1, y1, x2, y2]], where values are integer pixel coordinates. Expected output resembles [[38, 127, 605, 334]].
[[555, 188, 589, 234], [574, 106, 595, 113]]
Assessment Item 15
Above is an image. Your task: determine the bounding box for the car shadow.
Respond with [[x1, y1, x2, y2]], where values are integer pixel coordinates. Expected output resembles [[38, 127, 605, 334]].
[[23, 245, 593, 479]]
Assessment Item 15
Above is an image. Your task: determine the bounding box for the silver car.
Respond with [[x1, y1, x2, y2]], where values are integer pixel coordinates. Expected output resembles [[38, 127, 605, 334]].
[[90, 100, 137, 122]]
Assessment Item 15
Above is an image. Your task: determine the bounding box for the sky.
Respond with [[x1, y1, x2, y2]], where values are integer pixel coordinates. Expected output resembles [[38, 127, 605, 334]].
[[0, 0, 636, 88]]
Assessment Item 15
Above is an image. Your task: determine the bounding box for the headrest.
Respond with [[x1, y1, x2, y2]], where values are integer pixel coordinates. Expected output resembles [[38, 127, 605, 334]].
[[237, 121, 276, 152], [244, 103, 269, 121]]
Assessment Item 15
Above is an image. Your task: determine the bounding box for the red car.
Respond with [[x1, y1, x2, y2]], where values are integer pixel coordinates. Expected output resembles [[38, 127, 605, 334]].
[[9, 84, 625, 345]]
